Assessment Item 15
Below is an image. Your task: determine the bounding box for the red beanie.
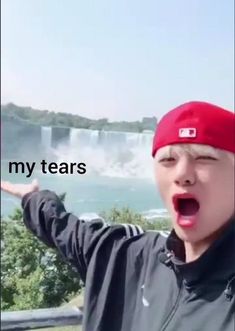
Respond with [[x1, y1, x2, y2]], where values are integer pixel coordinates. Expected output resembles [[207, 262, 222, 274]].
[[152, 101, 235, 157]]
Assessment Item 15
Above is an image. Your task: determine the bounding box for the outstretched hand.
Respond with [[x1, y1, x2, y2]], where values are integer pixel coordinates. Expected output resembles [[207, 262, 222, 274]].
[[1, 179, 39, 199]]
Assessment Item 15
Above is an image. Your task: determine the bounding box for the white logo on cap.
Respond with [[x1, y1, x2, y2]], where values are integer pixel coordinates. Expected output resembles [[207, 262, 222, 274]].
[[179, 128, 197, 138]]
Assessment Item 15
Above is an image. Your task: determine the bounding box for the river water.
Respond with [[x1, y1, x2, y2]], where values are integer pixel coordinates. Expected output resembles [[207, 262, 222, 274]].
[[1, 161, 168, 220], [1, 127, 169, 220]]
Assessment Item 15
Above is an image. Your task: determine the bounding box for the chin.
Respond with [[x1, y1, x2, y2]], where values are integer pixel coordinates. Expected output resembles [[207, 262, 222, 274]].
[[173, 224, 203, 243]]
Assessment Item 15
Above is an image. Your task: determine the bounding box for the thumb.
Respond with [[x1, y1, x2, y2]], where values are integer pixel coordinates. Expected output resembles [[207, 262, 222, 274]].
[[31, 179, 39, 191]]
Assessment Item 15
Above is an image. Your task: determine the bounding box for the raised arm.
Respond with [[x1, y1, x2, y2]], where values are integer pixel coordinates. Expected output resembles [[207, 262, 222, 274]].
[[1, 180, 144, 282]]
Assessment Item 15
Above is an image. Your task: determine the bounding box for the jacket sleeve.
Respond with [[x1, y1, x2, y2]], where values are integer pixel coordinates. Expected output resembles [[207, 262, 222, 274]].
[[21, 190, 144, 282]]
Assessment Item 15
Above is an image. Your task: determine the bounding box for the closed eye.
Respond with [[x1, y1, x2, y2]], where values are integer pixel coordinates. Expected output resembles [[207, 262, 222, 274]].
[[196, 156, 218, 160], [159, 157, 175, 162]]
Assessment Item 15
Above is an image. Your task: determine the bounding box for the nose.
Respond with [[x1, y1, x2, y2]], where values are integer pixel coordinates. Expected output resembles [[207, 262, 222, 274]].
[[174, 156, 196, 187]]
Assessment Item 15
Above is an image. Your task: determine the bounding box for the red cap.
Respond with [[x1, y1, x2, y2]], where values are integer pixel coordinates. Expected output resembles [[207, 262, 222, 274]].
[[152, 101, 235, 157]]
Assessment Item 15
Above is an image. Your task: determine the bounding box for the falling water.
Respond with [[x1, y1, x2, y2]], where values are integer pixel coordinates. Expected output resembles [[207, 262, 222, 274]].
[[54, 128, 154, 179], [41, 126, 52, 152]]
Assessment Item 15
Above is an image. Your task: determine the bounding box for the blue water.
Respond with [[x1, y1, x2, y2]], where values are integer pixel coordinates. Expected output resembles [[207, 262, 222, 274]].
[[1, 163, 167, 219]]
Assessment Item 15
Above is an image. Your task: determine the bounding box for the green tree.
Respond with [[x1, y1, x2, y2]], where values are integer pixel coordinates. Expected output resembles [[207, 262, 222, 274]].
[[101, 207, 171, 231], [1, 195, 82, 311], [1, 201, 171, 311], [1, 103, 157, 132]]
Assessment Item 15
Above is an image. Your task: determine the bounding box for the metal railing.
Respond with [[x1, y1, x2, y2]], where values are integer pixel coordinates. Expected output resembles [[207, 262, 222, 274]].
[[1, 306, 83, 330]]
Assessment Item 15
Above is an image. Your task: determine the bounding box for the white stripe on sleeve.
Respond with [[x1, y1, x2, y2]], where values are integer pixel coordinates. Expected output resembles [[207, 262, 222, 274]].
[[121, 224, 144, 238]]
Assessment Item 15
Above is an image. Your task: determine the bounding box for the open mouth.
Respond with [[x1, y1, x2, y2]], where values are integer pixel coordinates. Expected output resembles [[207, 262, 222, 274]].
[[173, 195, 200, 216]]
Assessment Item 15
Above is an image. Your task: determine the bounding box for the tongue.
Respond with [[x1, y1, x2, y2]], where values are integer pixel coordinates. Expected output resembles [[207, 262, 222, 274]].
[[178, 199, 199, 216]]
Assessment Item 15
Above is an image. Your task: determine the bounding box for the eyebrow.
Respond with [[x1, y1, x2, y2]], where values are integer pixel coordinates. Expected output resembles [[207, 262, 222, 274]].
[[155, 147, 221, 160], [155, 149, 171, 160], [191, 149, 220, 158]]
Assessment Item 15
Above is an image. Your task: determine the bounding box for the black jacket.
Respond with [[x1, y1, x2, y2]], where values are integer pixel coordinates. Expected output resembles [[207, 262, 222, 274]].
[[22, 190, 235, 331]]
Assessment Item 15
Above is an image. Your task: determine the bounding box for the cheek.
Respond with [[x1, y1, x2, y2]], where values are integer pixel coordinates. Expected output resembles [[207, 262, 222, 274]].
[[196, 168, 214, 183], [196, 167, 224, 189], [154, 166, 163, 186], [199, 167, 234, 208], [154, 167, 172, 198], [217, 168, 235, 201]]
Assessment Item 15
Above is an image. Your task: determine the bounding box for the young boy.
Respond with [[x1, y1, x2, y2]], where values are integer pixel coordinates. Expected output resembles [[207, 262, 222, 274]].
[[1, 101, 235, 331]]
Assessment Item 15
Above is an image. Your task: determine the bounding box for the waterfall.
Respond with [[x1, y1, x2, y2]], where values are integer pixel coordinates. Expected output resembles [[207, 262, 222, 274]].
[[54, 128, 154, 178], [70, 128, 99, 148], [41, 126, 52, 151], [99, 131, 127, 149], [41, 127, 154, 156]]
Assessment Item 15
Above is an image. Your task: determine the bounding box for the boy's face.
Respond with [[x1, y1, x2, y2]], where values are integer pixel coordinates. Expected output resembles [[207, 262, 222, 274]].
[[154, 144, 235, 243]]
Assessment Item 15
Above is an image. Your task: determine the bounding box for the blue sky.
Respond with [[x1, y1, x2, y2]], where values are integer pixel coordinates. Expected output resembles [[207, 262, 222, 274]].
[[1, 0, 234, 120]]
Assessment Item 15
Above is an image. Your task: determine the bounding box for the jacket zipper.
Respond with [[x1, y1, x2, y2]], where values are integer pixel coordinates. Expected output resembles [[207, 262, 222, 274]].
[[160, 281, 183, 331]]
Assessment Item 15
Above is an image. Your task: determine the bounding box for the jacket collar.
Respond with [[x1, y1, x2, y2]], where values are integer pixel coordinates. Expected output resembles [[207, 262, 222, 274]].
[[164, 216, 235, 285]]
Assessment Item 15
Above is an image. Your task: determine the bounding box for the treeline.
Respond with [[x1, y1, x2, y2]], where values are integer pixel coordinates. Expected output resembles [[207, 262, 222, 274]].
[[1, 195, 171, 311], [1, 103, 157, 132]]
